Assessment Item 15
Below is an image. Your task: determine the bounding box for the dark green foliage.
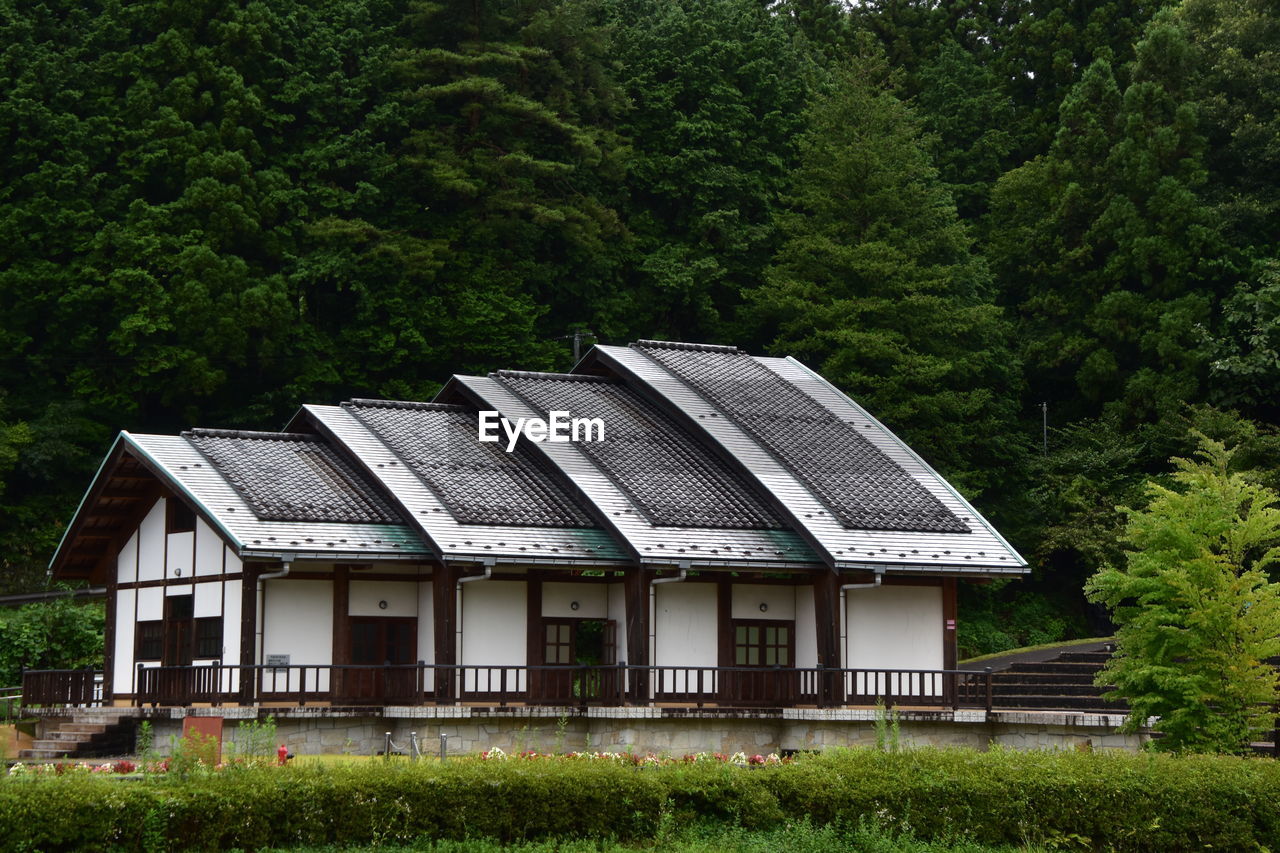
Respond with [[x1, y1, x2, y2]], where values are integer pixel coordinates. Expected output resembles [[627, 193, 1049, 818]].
[[600, 0, 811, 341], [0, 597, 104, 686], [748, 46, 1026, 500], [7, 751, 1280, 850]]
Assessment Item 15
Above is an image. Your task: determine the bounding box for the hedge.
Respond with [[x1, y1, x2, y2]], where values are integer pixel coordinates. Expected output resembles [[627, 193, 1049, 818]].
[[3, 749, 1280, 851]]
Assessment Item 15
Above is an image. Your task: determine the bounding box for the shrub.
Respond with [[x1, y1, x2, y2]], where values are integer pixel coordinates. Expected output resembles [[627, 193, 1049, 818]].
[[2, 748, 1280, 851]]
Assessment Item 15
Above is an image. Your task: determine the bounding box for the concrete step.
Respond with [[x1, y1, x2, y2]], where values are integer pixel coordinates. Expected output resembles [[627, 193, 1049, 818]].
[[1006, 661, 1106, 675], [992, 684, 1118, 697], [47, 731, 96, 742], [18, 749, 71, 760], [994, 695, 1128, 711], [991, 673, 1099, 686], [28, 740, 79, 753], [1057, 652, 1112, 664], [59, 723, 109, 734]]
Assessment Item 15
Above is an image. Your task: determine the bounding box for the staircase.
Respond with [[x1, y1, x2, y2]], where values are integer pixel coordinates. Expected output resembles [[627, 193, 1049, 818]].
[[989, 649, 1127, 714], [18, 710, 138, 760]]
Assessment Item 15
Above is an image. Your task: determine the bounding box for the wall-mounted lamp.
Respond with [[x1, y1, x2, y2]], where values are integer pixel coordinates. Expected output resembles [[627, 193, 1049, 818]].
[[759, 602, 768, 613], [174, 567, 183, 577], [570, 601, 580, 611], [378, 600, 388, 610]]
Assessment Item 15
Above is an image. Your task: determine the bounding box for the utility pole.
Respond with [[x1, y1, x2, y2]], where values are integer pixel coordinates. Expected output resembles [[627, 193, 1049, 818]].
[[562, 330, 595, 362], [1040, 402, 1048, 455]]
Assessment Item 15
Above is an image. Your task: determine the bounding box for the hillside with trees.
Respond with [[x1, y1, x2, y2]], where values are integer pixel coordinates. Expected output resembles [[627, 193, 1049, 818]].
[[2, 0, 1278, 656]]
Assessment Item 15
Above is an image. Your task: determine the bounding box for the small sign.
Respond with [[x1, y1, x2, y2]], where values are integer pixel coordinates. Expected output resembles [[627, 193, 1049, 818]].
[[945, 620, 956, 630], [266, 654, 290, 672]]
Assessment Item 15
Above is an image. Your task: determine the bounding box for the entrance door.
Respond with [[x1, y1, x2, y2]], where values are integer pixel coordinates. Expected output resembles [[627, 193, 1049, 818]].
[[163, 595, 195, 667], [347, 618, 417, 703], [536, 619, 616, 704], [729, 620, 797, 705]]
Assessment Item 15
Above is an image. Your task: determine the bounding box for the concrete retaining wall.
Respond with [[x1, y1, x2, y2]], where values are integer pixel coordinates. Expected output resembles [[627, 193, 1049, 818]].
[[126, 707, 1148, 757]]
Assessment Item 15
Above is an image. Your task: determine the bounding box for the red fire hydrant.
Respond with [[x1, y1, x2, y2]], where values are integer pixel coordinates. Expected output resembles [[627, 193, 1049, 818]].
[[277, 743, 289, 766]]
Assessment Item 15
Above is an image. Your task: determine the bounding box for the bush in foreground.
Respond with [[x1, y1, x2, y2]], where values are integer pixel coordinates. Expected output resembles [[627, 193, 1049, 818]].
[[3, 748, 1280, 851]]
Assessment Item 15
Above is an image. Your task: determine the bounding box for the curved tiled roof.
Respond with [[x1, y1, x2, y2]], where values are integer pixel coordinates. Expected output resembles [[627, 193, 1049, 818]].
[[634, 342, 969, 535], [186, 429, 399, 524], [344, 400, 595, 528], [495, 371, 784, 530]]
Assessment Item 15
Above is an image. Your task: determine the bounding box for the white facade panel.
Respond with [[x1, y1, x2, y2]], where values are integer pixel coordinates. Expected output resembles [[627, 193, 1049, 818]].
[[543, 582, 608, 619], [114, 589, 137, 692], [731, 584, 796, 621], [165, 583, 194, 598], [846, 585, 943, 696], [137, 587, 163, 622], [795, 585, 817, 669], [417, 583, 434, 689], [653, 582, 717, 695], [262, 580, 333, 691], [350, 580, 418, 618], [116, 531, 139, 584], [223, 578, 242, 692], [137, 499, 165, 582], [607, 582, 627, 666], [194, 517, 223, 576], [166, 530, 194, 579], [225, 547, 242, 576], [194, 581, 222, 618], [460, 581, 526, 691]]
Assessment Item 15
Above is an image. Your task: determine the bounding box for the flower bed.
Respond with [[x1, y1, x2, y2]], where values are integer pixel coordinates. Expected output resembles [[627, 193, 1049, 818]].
[[478, 747, 787, 766]]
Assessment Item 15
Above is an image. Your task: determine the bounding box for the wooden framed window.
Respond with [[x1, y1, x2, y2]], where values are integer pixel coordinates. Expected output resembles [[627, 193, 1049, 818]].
[[195, 617, 223, 659], [136, 620, 163, 661], [733, 621, 792, 667], [350, 618, 416, 666]]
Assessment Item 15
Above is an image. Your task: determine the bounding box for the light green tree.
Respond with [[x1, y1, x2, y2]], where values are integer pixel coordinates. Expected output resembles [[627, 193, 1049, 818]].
[[1085, 434, 1280, 753]]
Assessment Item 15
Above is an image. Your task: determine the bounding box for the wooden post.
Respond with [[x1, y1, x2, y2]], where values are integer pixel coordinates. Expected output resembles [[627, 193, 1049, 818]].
[[332, 565, 350, 703], [813, 571, 842, 707], [102, 578, 117, 703], [433, 562, 457, 702], [239, 565, 257, 705], [624, 568, 649, 703], [527, 574, 542, 701], [943, 578, 958, 706]]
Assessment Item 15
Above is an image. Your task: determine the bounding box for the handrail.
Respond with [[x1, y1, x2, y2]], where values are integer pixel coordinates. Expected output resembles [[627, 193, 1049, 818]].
[[117, 663, 994, 712]]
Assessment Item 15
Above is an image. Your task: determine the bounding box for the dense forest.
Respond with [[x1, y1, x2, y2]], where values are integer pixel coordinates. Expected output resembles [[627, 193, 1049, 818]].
[[1, 0, 1277, 656]]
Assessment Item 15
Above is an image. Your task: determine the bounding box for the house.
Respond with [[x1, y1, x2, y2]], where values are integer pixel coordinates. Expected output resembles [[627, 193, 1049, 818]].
[[38, 340, 1027, 715]]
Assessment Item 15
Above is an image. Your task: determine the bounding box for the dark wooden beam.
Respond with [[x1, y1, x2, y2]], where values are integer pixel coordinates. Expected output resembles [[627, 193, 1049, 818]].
[[943, 578, 958, 671], [239, 566, 258, 704], [433, 562, 457, 702]]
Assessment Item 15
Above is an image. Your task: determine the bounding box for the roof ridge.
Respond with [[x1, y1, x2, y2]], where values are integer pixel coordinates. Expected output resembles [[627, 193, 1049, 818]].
[[346, 399, 468, 412], [494, 370, 616, 384], [632, 340, 742, 354], [185, 428, 321, 442]]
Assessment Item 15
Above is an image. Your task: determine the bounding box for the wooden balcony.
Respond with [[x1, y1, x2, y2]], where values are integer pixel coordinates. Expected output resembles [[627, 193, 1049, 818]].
[[23, 664, 997, 712]]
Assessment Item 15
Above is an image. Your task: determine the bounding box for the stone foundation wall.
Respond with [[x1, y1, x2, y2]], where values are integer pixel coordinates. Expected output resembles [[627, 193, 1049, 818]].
[[133, 707, 1148, 757]]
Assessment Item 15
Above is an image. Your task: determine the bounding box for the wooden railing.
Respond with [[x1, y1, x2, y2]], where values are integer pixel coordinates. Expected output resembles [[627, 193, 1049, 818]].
[[19, 668, 102, 708], [25, 663, 996, 711]]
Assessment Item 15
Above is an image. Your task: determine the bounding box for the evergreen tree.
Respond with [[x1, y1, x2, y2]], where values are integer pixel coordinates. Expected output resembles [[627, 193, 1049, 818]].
[[1086, 435, 1280, 753], [988, 13, 1226, 426], [746, 47, 1025, 499], [601, 0, 811, 342]]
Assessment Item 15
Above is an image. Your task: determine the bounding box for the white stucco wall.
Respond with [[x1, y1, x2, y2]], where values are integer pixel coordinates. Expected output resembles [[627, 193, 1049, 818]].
[[845, 584, 943, 696], [194, 517, 224, 576], [165, 531, 193, 579], [795, 585, 818, 669], [730, 584, 796, 620], [653, 582, 717, 694], [136, 500, 165, 582], [607, 582, 627, 666], [417, 582, 434, 688], [460, 580, 526, 692], [117, 530, 138, 584], [349, 580, 418, 618], [542, 582, 608, 619], [261, 579, 333, 691], [137, 586, 163, 622], [114, 588, 137, 692]]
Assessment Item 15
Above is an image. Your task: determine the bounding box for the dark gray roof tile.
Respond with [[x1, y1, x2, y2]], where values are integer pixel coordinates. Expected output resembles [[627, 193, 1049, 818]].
[[186, 429, 399, 524], [495, 371, 784, 530], [345, 400, 595, 528], [634, 342, 970, 534]]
